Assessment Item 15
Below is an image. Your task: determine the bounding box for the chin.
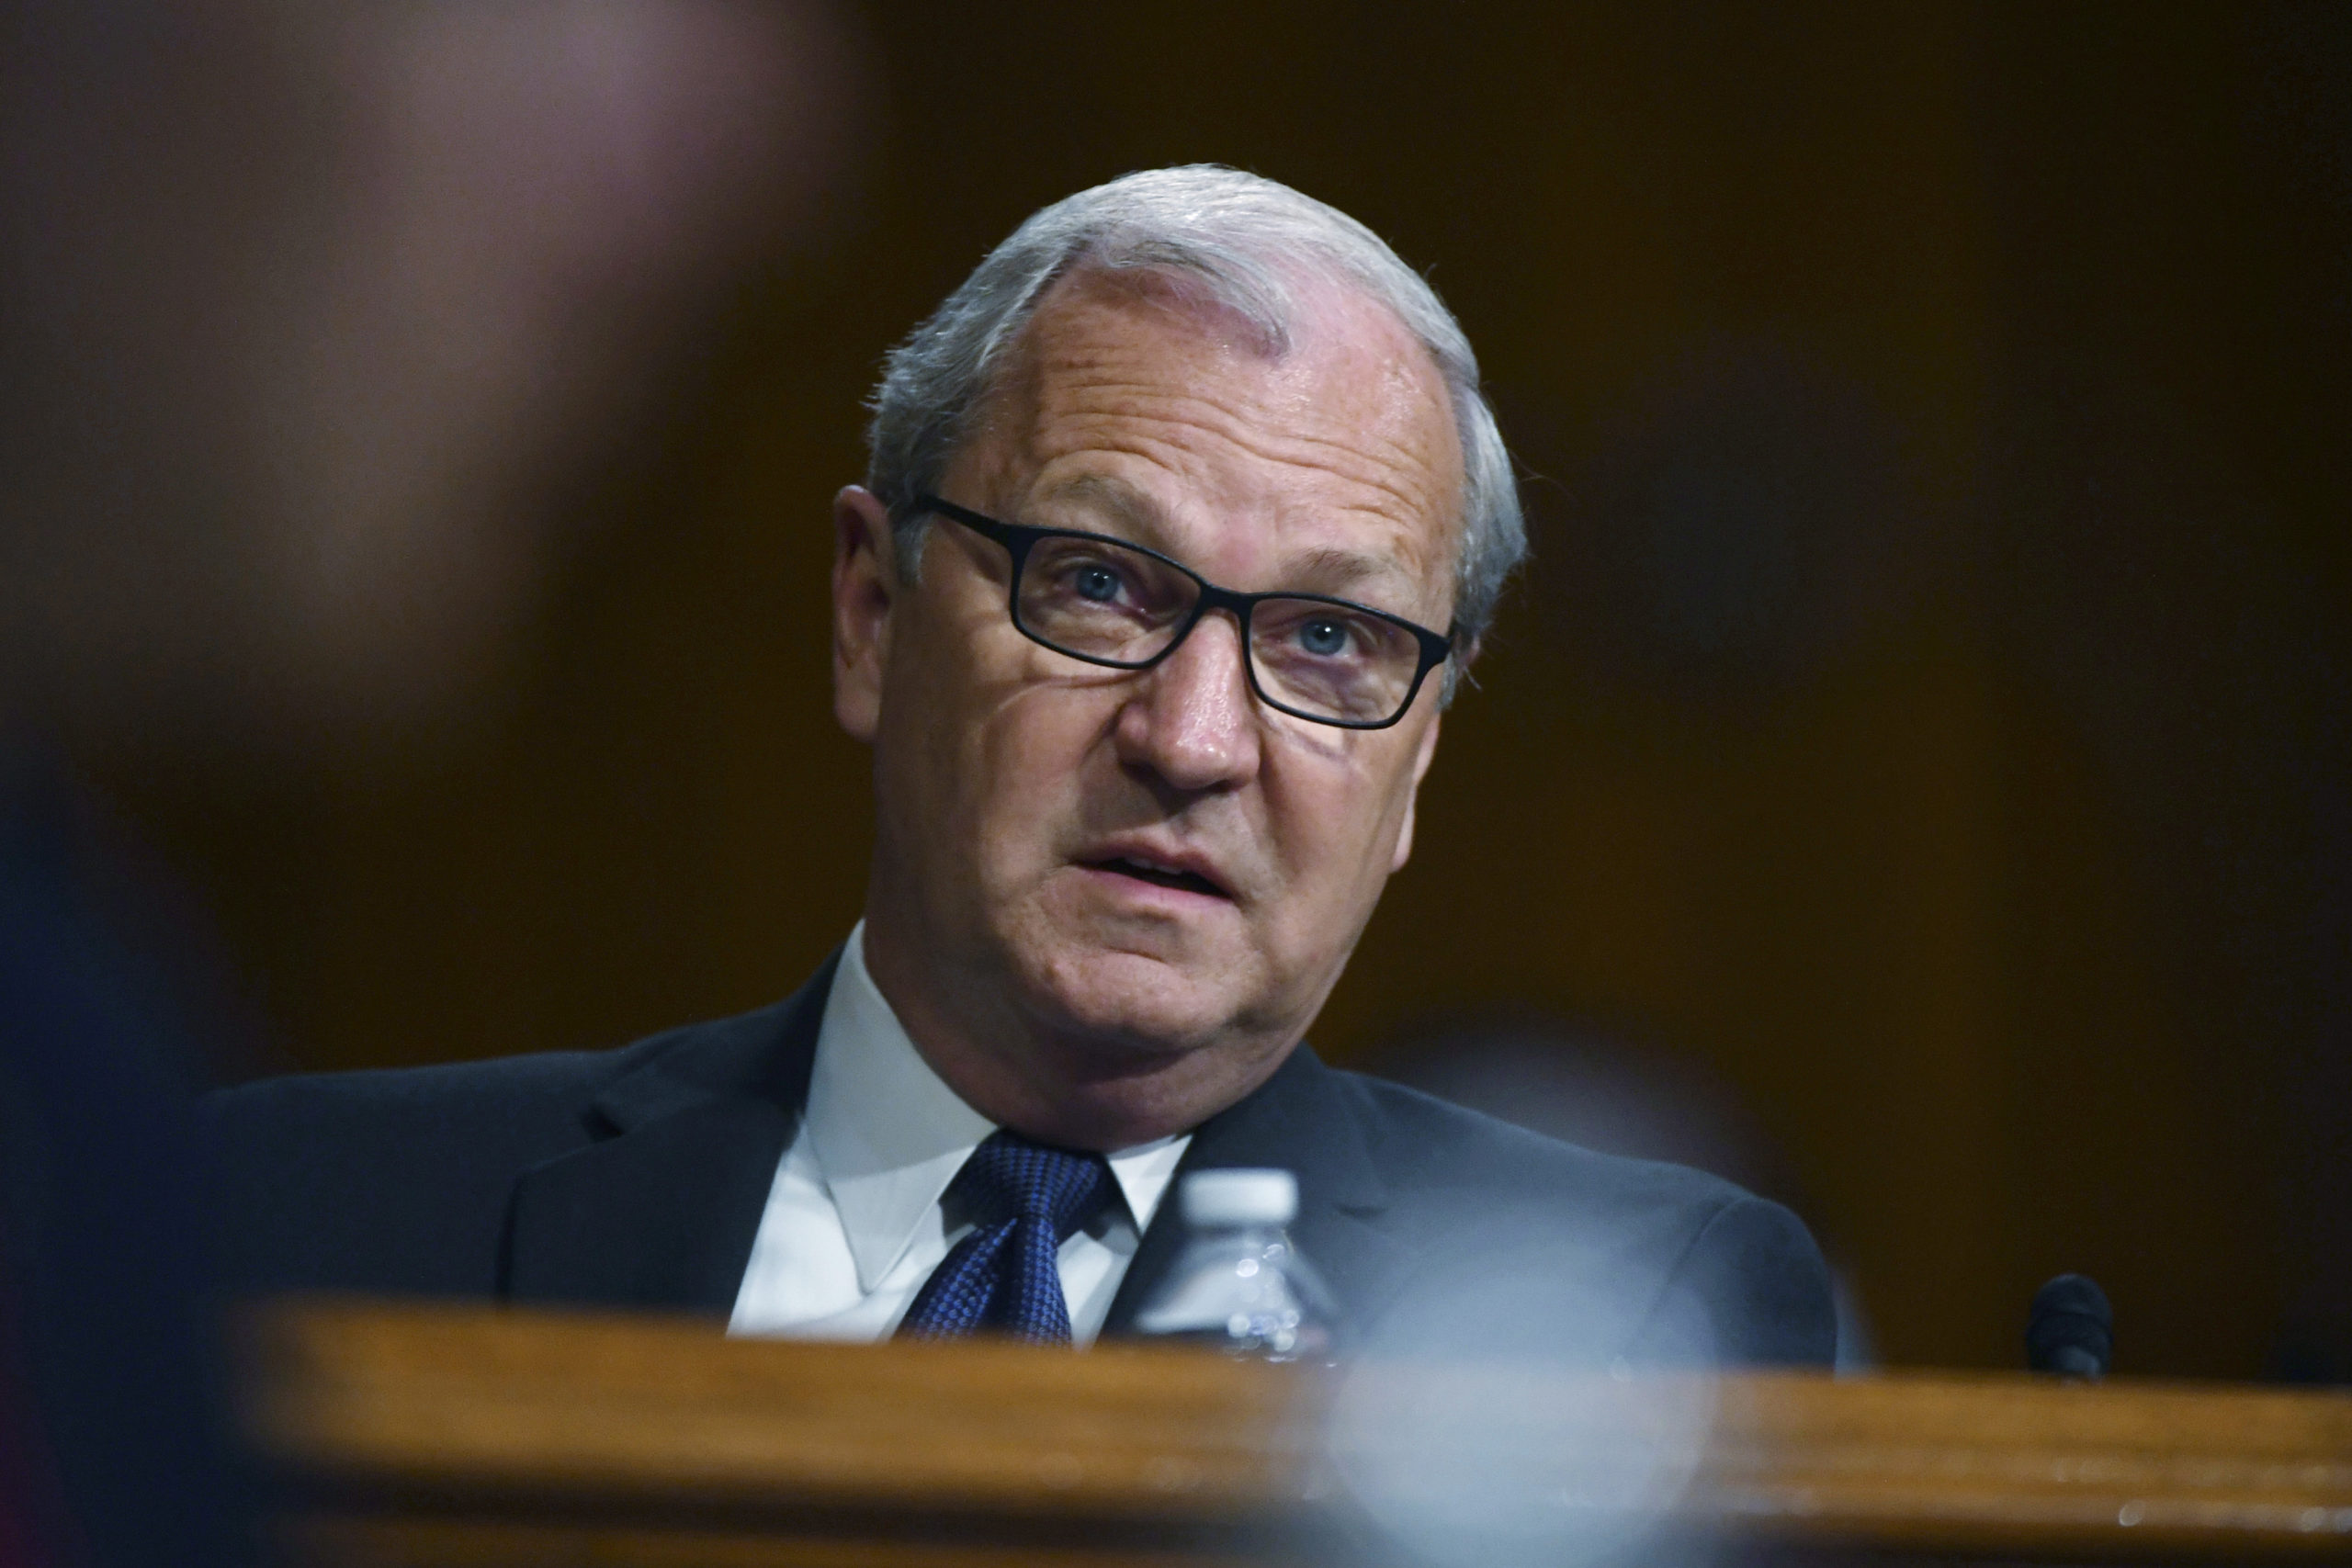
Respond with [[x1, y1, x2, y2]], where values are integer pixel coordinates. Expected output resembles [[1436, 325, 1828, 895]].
[[1020, 940, 1247, 1061]]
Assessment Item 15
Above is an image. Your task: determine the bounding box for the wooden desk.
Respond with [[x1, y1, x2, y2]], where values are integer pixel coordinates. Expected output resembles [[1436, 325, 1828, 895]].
[[240, 1298, 2352, 1566]]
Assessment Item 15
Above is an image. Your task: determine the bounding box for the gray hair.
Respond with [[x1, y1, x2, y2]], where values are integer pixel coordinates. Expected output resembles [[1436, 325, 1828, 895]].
[[863, 165, 1525, 661]]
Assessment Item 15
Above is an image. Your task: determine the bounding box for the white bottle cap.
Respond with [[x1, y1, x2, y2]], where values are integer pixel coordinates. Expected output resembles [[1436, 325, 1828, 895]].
[[1180, 1168, 1297, 1227]]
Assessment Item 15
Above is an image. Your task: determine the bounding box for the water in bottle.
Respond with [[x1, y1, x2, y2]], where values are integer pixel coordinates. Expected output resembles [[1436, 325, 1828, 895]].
[[1134, 1168, 1336, 1360]]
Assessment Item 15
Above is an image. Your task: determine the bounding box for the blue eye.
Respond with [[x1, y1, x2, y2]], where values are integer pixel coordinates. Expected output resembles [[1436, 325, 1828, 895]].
[[1075, 565, 1122, 603], [1297, 618, 1350, 657]]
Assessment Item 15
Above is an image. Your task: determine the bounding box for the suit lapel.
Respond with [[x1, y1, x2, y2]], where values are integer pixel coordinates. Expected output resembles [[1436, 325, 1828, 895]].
[[502, 953, 839, 1315], [501, 966, 1411, 1333], [1102, 1045, 1413, 1341]]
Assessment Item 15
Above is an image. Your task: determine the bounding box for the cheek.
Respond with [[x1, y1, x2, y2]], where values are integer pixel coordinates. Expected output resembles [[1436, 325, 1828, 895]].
[[877, 604, 1005, 837], [974, 690, 1099, 814], [946, 659, 1125, 884], [1261, 739, 1418, 912]]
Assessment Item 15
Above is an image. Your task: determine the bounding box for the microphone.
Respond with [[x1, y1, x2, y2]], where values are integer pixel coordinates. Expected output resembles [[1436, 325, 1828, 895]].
[[2027, 1274, 2113, 1379]]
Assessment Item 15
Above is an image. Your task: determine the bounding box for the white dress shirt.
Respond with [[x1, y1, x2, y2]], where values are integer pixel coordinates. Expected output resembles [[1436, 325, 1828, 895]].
[[728, 922, 1191, 1345]]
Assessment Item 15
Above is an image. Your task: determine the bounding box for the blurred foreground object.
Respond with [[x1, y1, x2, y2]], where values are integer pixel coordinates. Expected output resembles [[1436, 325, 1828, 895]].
[[0, 0, 856, 750], [0, 1, 858, 1561], [0, 769, 253, 1567], [243, 1296, 2352, 1566]]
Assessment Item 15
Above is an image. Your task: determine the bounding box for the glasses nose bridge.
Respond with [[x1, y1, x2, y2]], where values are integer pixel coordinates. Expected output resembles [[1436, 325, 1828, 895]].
[[1159, 581, 1261, 674]]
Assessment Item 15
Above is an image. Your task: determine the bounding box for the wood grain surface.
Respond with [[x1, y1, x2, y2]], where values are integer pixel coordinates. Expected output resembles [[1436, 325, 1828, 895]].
[[239, 1297, 2352, 1565]]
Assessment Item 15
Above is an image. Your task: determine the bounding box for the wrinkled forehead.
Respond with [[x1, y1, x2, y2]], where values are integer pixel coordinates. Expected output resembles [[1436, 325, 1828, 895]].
[[953, 265, 1467, 614]]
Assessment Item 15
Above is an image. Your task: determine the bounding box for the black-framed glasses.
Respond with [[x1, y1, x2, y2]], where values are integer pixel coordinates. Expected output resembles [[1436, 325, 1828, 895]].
[[914, 493, 1455, 730]]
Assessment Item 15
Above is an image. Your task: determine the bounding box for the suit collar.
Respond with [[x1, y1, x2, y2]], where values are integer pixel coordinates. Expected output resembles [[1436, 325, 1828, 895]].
[[1192, 1043, 1388, 1211], [503, 951, 839, 1314], [589, 948, 839, 1134]]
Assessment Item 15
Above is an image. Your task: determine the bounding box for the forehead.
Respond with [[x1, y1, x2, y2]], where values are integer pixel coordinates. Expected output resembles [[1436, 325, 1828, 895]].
[[955, 269, 1466, 609]]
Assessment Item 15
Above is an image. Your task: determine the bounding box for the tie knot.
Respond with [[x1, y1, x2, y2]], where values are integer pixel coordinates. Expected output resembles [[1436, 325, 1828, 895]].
[[952, 1129, 1114, 1244]]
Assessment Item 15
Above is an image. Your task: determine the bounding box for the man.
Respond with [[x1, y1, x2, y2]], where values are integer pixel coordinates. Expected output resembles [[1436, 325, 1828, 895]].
[[207, 167, 1836, 1366]]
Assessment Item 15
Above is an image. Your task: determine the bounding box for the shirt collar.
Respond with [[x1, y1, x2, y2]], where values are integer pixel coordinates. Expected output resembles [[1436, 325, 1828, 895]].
[[808, 921, 1190, 1292]]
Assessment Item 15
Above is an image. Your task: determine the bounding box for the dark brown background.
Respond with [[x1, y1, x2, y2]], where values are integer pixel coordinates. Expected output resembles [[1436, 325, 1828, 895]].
[[122, 3, 2351, 1378]]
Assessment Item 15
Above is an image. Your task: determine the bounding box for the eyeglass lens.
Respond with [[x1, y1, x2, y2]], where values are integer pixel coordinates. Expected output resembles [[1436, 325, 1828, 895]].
[[1015, 534, 1423, 725]]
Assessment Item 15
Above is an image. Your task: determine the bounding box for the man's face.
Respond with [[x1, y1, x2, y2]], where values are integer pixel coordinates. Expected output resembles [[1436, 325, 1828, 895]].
[[834, 270, 1464, 1146]]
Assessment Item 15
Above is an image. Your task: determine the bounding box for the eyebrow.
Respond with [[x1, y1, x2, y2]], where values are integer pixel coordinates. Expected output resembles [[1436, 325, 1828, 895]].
[[1027, 474, 1419, 601], [1029, 474, 1170, 540]]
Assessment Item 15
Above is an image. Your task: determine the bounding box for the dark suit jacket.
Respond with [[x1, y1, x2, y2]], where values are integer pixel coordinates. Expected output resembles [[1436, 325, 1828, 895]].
[[202, 954, 1837, 1367]]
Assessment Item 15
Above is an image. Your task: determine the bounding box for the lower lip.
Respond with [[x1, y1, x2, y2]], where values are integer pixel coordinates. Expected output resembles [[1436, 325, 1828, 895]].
[[1074, 863, 1235, 909]]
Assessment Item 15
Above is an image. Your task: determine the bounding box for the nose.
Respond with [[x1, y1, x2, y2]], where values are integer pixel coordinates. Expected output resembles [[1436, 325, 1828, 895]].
[[1112, 611, 1262, 794]]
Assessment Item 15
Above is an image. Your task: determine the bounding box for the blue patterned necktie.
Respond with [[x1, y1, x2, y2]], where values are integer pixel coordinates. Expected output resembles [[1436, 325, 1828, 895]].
[[896, 1129, 1114, 1346]]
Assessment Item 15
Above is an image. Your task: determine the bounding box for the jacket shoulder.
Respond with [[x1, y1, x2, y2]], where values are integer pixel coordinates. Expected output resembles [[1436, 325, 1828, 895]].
[[207, 1047, 614, 1141], [1323, 1066, 1836, 1367], [198, 1003, 797, 1300], [201, 1049, 615, 1298]]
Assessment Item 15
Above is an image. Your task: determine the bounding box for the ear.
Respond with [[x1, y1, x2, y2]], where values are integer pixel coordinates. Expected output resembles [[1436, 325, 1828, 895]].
[[1388, 710, 1443, 873], [831, 485, 899, 744]]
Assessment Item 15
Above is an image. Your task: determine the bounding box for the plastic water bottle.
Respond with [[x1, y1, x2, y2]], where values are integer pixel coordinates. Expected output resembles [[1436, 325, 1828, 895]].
[[1133, 1168, 1336, 1360]]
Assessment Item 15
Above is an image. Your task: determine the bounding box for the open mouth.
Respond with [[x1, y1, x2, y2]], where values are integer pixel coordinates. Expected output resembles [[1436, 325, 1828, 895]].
[[1085, 857, 1231, 899]]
